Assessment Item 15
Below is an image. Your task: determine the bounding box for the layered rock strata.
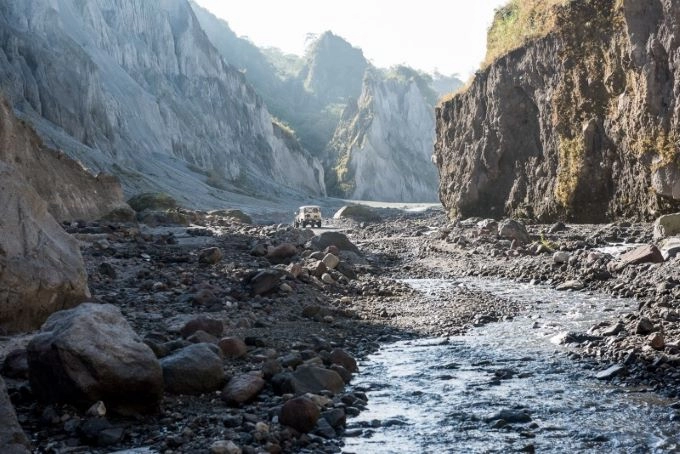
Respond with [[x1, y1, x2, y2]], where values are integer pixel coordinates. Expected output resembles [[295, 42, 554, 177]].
[[435, 0, 680, 222]]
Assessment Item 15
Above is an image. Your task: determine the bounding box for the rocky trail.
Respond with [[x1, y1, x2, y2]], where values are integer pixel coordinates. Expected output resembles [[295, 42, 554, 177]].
[[2, 208, 680, 453]]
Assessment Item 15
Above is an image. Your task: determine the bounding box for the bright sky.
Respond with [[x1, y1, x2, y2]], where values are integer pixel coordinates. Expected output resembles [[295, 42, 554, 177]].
[[193, 0, 508, 78]]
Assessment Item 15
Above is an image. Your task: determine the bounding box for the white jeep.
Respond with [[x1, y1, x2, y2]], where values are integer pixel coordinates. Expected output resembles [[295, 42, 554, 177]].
[[294, 205, 322, 228]]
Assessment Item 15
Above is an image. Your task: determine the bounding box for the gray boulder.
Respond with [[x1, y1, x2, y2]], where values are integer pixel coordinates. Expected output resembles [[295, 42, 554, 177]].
[[222, 373, 265, 406], [653, 213, 680, 240], [333, 205, 382, 222], [0, 376, 30, 454], [310, 232, 360, 254], [291, 366, 345, 395], [497, 219, 530, 244], [658, 237, 680, 260], [27, 303, 163, 415], [249, 270, 282, 295], [0, 161, 90, 334], [161, 343, 225, 395]]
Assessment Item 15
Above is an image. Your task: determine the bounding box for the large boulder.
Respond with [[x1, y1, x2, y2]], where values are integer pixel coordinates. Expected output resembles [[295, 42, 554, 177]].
[[333, 205, 382, 223], [161, 343, 225, 394], [653, 213, 680, 240], [290, 366, 345, 395], [658, 237, 680, 260], [497, 219, 530, 244], [329, 348, 358, 373], [310, 232, 360, 255], [609, 244, 665, 272], [279, 396, 320, 433], [0, 376, 30, 454], [27, 303, 163, 415], [0, 161, 90, 334]]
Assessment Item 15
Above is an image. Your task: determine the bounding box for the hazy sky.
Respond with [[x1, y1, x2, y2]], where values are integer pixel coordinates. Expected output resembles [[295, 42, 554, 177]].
[[193, 0, 508, 78]]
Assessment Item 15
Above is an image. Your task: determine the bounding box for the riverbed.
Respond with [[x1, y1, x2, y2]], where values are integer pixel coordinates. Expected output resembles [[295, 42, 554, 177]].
[[343, 279, 679, 453]]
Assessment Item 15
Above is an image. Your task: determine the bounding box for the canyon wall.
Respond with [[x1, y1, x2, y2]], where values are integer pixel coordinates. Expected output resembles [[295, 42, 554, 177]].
[[435, 0, 680, 222]]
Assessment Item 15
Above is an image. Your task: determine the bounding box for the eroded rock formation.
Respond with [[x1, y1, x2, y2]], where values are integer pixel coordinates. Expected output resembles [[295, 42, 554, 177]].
[[435, 0, 680, 222], [326, 69, 439, 201], [0, 0, 324, 206], [0, 99, 126, 222], [0, 160, 90, 334]]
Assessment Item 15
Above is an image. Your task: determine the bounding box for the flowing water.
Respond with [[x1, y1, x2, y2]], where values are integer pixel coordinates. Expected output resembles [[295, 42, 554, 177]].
[[343, 279, 680, 453]]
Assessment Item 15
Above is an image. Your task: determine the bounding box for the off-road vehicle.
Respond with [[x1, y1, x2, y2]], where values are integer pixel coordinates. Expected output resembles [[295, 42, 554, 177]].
[[294, 205, 322, 228]]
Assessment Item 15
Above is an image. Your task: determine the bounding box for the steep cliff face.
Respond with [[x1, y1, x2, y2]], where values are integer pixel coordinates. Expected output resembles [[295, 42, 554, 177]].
[[0, 99, 126, 222], [435, 0, 680, 222], [0, 0, 325, 207], [326, 69, 438, 202], [0, 98, 98, 334], [192, 4, 462, 203]]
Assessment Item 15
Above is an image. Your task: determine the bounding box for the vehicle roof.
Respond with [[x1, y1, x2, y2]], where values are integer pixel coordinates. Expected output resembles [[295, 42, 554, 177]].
[[299, 205, 321, 209]]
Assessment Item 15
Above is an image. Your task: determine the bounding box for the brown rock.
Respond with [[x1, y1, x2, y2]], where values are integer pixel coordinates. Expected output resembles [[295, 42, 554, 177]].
[[311, 261, 328, 278], [266, 243, 297, 263], [199, 247, 223, 265], [189, 289, 221, 307], [280, 396, 320, 433], [649, 333, 665, 350], [250, 270, 281, 295], [498, 219, 530, 244], [611, 245, 664, 272], [222, 373, 265, 405], [330, 348, 358, 373], [325, 245, 340, 256], [286, 263, 303, 279], [219, 337, 248, 359], [330, 364, 353, 384]]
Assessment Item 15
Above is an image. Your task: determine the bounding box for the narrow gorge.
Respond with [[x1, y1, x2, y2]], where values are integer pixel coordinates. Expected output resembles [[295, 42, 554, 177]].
[[3, 1, 680, 453]]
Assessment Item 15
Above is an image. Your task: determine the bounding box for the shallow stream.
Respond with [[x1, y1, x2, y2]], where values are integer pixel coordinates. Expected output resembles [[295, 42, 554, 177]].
[[343, 279, 680, 453]]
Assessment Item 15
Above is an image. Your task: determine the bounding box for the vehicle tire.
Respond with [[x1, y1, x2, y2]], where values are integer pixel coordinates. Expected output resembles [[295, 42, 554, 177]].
[[316, 221, 322, 228]]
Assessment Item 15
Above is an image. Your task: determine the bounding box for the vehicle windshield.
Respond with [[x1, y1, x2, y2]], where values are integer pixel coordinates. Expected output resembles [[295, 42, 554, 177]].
[[303, 207, 319, 213]]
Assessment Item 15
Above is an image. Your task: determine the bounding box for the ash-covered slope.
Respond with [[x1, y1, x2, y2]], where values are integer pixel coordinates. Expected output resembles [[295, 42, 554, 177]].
[[0, 98, 126, 222], [0, 0, 325, 207], [326, 68, 439, 202], [191, 4, 463, 203], [435, 0, 680, 222]]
